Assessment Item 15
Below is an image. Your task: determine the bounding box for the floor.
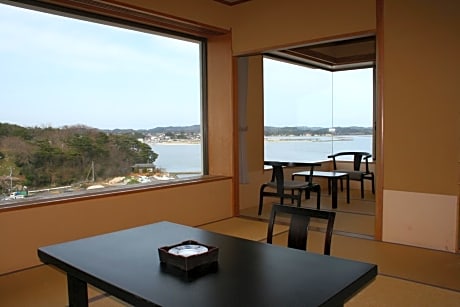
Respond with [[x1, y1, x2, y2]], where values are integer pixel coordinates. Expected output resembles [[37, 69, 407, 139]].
[[1, 192, 460, 306], [201, 217, 460, 307], [240, 187, 376, 238]]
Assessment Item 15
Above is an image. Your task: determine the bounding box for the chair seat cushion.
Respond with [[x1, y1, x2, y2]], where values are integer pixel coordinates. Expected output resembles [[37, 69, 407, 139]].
[[267, 180, 319, 189]]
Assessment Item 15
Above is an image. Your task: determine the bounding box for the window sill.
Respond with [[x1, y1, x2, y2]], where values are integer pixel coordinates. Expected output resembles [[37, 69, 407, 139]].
[[0, 175, 230, 212]]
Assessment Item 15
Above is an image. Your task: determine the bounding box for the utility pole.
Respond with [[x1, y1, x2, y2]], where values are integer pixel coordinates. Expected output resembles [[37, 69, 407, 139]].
[[9, 166, 13, 192]]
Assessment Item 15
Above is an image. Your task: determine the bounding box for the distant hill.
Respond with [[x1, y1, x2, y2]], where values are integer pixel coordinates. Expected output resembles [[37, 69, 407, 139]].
[[149, 125, 201, 133], [264, 126, 372, 136], [107, 125, 201, 135], [108, 125, 371, 136]]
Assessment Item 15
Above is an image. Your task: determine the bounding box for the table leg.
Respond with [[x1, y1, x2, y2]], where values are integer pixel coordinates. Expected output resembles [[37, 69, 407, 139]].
[[331, 178, 338, 209], [67, 274, 88, 307]]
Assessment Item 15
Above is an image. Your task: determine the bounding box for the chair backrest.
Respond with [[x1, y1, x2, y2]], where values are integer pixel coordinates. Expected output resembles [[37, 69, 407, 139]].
[[267, 204, 336, 255], [327, 152, 372, 173]]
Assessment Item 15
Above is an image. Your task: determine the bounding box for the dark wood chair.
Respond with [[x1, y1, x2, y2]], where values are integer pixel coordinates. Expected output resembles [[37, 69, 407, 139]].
[[267, 204, 336, 255], [258, 161, 321, 215], [327, 151, 375, 198]]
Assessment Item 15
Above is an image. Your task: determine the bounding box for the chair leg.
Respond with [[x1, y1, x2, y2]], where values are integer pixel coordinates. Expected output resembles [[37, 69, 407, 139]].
[[258, 185, 266, 215], [361, 179, 365, 198], [371, 175, 375, 194], [305, 176, 311, 200], [316, 189, 321, 210], [296, 189, 302, 207]]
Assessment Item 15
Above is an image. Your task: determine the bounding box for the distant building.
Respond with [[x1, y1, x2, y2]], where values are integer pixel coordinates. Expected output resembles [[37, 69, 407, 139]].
[[131, 163, 155, 173]]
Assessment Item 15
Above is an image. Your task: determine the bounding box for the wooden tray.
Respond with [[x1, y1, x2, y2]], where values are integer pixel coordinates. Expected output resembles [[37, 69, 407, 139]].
[[158, 240, 219, 272]]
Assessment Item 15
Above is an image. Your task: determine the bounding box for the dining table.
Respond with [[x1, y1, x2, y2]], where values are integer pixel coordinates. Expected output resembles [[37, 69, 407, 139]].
[[38, 221, 377, 307], [292, 170, 350, 209]]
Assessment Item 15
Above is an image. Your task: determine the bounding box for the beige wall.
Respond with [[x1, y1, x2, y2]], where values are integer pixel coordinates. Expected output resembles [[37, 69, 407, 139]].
[[232, 0, 459, 251], [0, 179, 233, 274], [2, 0, 459, 275], [381, 0, 460, 251], [231, 0, 376, 55], [0, 0, 237, 274], [235, 1, 377, 210], [382, 0, 459, 195]]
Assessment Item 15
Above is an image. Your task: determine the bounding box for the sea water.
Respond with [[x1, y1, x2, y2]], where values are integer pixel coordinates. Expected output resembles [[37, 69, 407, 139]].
[[150, 135, 372, 173]]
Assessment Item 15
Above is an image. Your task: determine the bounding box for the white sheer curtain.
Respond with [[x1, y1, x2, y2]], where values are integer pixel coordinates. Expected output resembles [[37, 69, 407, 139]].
[[238, 56, 249, 183]]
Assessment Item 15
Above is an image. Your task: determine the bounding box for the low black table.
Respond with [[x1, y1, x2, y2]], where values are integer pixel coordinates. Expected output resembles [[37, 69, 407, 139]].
[[38, 221, 377, 307], [292, 170, 350, 209]]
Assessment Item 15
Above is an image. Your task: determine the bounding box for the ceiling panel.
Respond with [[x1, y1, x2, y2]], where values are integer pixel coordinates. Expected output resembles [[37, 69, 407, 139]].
[[268, 36, 376, 71]]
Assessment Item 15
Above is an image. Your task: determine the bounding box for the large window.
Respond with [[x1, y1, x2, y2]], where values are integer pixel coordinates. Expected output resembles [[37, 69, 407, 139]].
[[0, 2, 205, 203], [263, 57, 374, 162]]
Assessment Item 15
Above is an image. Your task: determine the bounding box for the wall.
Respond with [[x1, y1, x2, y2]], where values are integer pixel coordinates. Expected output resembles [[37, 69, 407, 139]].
[[108, 0, 460, 251], [0, 179, 232, 274], [0, 0, 237, 274], [234, 1, 376, 210], [3, 0, 458, 276], [231, 0, 376, 55], [381, 0, 460, 252], [231, 0, 459, 251]]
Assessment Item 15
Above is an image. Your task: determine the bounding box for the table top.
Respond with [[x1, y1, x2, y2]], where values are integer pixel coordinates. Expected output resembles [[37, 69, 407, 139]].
[[38, 221, 377, 307], [293, 170, 349, 178]]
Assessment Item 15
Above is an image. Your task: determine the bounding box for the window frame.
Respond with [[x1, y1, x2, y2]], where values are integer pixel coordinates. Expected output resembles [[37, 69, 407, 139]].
[[0, 0, 213, 207]]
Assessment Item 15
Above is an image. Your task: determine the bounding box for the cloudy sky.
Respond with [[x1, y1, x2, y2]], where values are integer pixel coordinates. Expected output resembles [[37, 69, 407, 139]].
[[264, 58, 373, 127], [0, 3, 201, 130], [1, 3, 372, 130]]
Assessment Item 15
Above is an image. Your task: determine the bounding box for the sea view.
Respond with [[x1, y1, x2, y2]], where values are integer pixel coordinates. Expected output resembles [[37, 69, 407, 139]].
[[150, 143, 202, 174], [150, 135, 372, 174]]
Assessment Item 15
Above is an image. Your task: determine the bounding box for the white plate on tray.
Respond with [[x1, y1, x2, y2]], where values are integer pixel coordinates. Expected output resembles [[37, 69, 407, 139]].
[[168, 244, 208, 257]]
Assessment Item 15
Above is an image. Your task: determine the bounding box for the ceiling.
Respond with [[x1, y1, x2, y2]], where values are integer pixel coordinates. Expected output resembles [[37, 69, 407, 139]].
[[212, 0, 375, 70], [267, 36, 376, 71]]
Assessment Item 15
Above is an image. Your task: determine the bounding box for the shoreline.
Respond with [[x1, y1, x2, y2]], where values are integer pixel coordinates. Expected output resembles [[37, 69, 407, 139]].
[[264, 135, 371, 142], [148, 141, 200, 146]]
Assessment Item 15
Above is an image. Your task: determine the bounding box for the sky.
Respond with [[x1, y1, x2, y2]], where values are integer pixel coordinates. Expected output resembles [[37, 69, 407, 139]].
[[0, 3, 373, 131], [0, 4, 201, 130], [264, 59, 373, 127]]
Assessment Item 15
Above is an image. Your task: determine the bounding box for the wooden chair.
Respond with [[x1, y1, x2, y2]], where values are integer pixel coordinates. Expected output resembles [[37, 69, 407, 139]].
[[258, 161, 321, 215], [267, 204, 336, 255], [327, 151, 375, 198]]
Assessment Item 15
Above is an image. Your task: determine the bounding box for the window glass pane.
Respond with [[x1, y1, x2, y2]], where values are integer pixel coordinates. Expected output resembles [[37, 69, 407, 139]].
[[263, 57, 373, 162], [331, 69, 373, 156], [0, 4, 202, 202]]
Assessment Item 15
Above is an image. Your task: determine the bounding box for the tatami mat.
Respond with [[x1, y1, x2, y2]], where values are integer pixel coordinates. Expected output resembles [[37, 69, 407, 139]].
[[240, 201, 375, 237], [200, 217, 460, 292], [90, 296, 129, 306], [346, 275, 460, 307], [333, 235, 460, 292], [199, 217, 288, 241], [333, 211, 375, 237], [0, 265, 108, 307], [1, 216, 459, 306]]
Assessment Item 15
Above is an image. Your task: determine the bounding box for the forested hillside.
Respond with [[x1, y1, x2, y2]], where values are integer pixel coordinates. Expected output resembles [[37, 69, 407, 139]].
[[0, 123, 157, 191]]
